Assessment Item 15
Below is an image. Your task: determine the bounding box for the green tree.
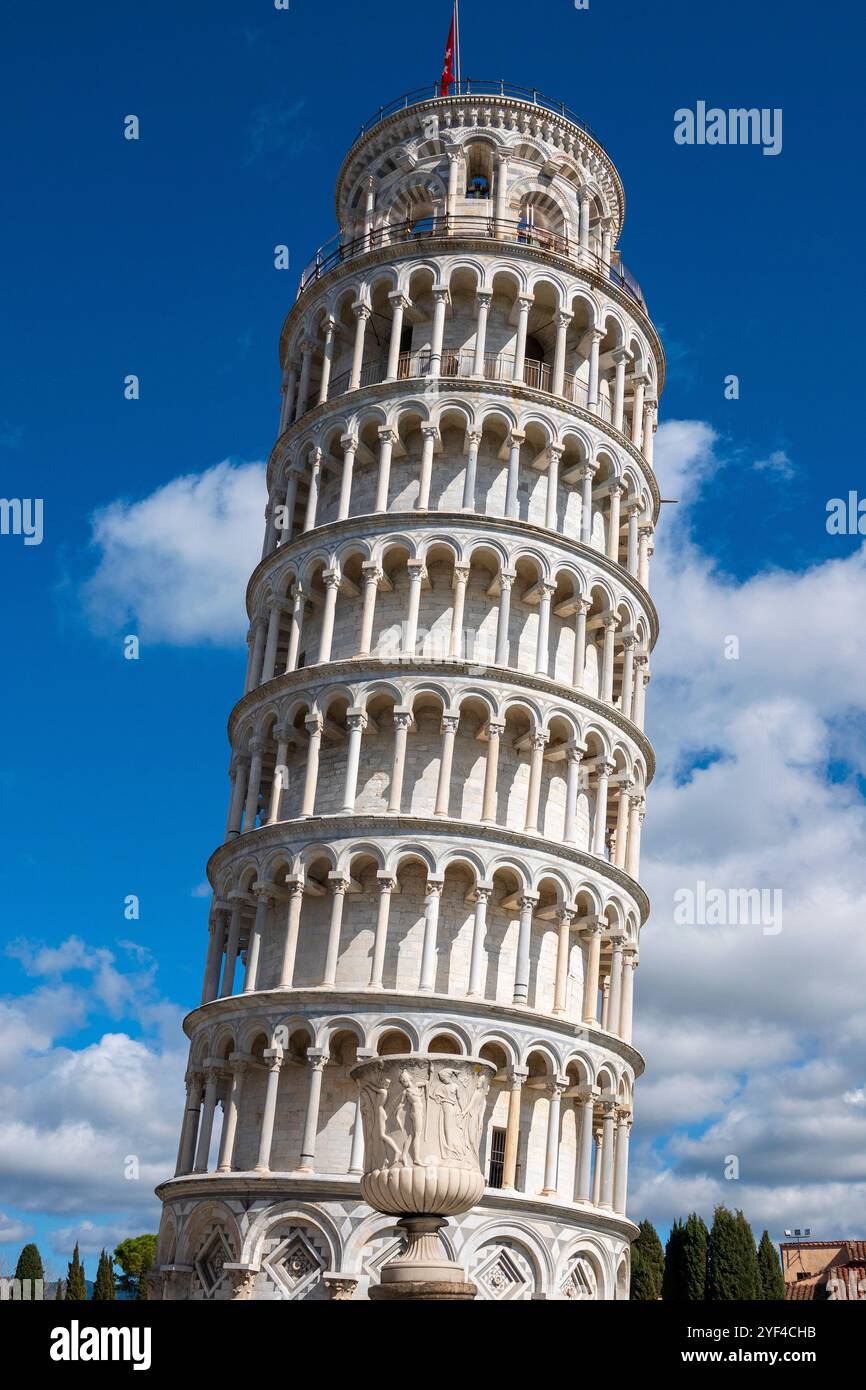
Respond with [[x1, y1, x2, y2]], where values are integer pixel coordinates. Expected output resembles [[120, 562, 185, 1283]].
[[631, 1220, 665, 1300], [14, 1243, 44, 1291], [114, 1235, 157, 1299], [682, 1212, 710, 1300], [663, 1218, 686, 1299], [757, 1231, 786, 1300], [92, 1248, 116, 1301], [707, 1207, 760, 1300], [64, 1243, 87, 1301], [54, 1278, 64, 1300]]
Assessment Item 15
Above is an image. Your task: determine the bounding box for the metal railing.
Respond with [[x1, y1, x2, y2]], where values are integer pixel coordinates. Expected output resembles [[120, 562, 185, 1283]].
[[354, 79, 605, 147], [321, 349, 612, 419], [297, 215, 644, 309]]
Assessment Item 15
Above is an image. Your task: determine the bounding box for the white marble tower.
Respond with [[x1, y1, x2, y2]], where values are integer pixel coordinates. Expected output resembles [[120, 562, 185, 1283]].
[[155, 79, 663, 1302]]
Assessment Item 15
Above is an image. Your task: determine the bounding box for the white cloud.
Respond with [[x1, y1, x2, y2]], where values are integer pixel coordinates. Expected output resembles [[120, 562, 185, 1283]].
[[754, 448, 795, 479], [0, 1213, 33, 1244], [81, 459, 265, 644], [631, 420, 866, 1238]]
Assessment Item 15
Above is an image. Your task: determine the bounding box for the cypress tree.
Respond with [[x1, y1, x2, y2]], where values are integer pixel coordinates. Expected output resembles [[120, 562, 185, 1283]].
[[14, 1243, 44, 1291], [631, 1219, 665, 1300], [663, 1218, 686, 1299], [682, 1212, 710, 1300], [54, 1278, 64, 1300], [708, 1207, 760, 1299], [757, 1231, 786, 1300], [64, 1243, 87, 1301], [92, 1249, 116, 1301]]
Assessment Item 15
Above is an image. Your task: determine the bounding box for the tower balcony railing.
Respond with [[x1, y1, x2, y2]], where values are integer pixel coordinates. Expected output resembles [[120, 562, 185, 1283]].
[[297, 215, 644, 310], [352, 79, 605, 148], [327, 348, 613, 423]]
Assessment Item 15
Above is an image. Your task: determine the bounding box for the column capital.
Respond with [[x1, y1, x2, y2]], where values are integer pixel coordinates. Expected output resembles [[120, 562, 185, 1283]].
[[305, 713, 324, 735], [475, 289, 493, 309], [352, 302, 372, 321], [392, 709, 414, 732], [322, 568, 341, 590], [530, 729, 550, 751], [558, 908, 577, 928], [340, 432, 359, 452], [441, 712, 461, 734], [611, 346, 631, 365], [554, 310, 572, 329], [387, 290, 411, 310], [284, 876, 305, 899], [507, 430, 526, 448], [507, 1066, 529, 1088], [516, 294, 534, 311], [519, 892, 540, 911], [548, 1075, 569, 1097], [377, 425, 398, 444], [305, 1049, 329, 1070], [424, 878, 445, 899], [252, 880, 276, 903], [346, 710, 368, 733], [431, 285, 450, 304], [327, 873, 351, 896], [485, 719, 506, 738], [376, 873, 399, 893], [453, 563, 471, 585], [473, 885, 493, 905]]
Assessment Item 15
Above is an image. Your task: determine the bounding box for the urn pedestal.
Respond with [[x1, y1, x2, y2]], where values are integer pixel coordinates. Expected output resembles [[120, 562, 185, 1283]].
[[352, 1054, 495, 1301]]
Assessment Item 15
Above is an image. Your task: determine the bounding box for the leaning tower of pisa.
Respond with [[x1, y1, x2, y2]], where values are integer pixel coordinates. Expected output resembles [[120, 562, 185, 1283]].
[[155, 79, 662, 1302]]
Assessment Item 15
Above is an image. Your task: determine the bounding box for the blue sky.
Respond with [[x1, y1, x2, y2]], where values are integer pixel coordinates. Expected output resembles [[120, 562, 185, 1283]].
[[2, 0, 865, 1274]]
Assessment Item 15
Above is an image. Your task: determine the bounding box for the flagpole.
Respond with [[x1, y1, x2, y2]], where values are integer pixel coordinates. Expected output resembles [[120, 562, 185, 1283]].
[[455, 0, 461, 89]]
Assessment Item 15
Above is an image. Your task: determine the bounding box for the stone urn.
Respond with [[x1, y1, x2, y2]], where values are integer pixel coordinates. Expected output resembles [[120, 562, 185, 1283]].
[[351, 1053, 495, 1300]]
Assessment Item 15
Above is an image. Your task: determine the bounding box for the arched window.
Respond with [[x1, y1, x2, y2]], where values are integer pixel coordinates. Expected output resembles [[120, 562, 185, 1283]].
[[465, 143, 493, 199]]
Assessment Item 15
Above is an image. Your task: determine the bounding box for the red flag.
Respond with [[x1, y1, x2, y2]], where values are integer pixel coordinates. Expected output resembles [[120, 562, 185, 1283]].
[[440, 7, 456, 95]]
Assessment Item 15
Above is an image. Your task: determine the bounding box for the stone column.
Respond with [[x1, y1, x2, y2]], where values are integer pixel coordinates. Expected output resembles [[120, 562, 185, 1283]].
[[513, 296, 533, 382], [374, 427, 397, 512], [245, 619, 267, 693], [349, 304, 370, 390], [225, 757, 248, 838], [303, 449, 322, 532], [493, 570, 514, 666], [267, 726, 291, 825], [385, 293, 409, 380], [427, 288, 449, 377], [502, 1066, 528, 1189], [461, 431, 481, 511], [638, 526, 652, 589], [242, 737, 265, 834], [600, 614, 618, 703], [613, 1113, 632, 1214], [633, 659, 650, 730], [581, 923, 603, 1025], [417, 426, 438, 509], [504, 431, 524, 517], [404, 560, 427, 655], [620, 950, 637, 1044], [193, 1066, 219, 1172], [494, 151, 510, 236], [579, 193, 591, 252], [243, 886, 271, 993], [323, 876, 351, 986], [552, 312, 571, 396], [202, 911, 225, 1003], [572, 596, 591, 686], [592, 1128, 604, 1206], [471, 292, 492, 377], [317, 570, 340, 664], [631, 374, 647, 448], [534, 582, 555, 677], [607, 934, 625, 1034], [255, 1049, 283, 1173], [545, 447, 562, 531], [607, 481, 625, 562], [587, 329, 604, 412], [599, 1102, 616, 1207], [337, 434, 358, 521], [300, 714, 323, 817], [524, 731, 549, 833], [342, 711, 367, 813], [553, 909, 576, 1015], [368, 875, 397, 988], [317, 316, 337, 404], [620, 636, 636, 719], [563, 745, 584, 845], [176, 1073, 203, 1175], [643, 402, 656, 465], [220, 900, 244, 997], [576, 1093, 595, 1201], [295, 339, 314, 418], [626, 796, 644, 878], [512, 893, 539, 1004], [387, 709, 413, 812], [260, 600, 284, 683], [481, 720, 504, 822], [612, 348, 629, 432], [541, 1078, 567, 1195], [466, 886, 491, 997], [357, 563, 381, 655], [278, 880, 304, 987], [279, 361, 298, 433], [281, 468, 300, 545], [626, 505, 640, 576], [613, 779, 633, 869], [434, 713, 460, 816], [298, 1050, 328, 1172], [418, 881, 443, 993], [216, 1057, 247, 1172], [578, 462, 597, 545], [285, 583, 306, 673], [449, 564, 470, 658], [592, 760, 614, 856]]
